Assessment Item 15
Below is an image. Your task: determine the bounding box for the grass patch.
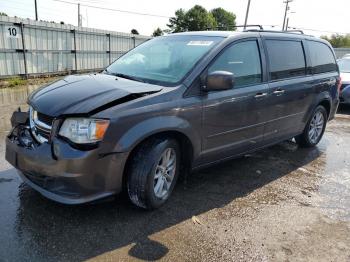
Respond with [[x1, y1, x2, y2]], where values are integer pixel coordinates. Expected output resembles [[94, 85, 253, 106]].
[[7, 77, 26, 87]]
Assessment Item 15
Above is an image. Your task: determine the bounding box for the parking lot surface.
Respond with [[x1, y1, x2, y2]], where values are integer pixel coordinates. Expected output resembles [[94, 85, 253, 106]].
[[0, 85, 350, 261]]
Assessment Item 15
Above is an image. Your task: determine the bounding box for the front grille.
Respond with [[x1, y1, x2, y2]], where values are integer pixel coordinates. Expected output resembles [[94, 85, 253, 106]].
[[37, 112, 54, 126], [29, 107, 53, 143], [36, 126, 51, 140]]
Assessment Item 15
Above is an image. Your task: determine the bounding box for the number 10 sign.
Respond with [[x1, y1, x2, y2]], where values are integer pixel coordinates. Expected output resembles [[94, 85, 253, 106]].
[[7, 27, 20, 38]]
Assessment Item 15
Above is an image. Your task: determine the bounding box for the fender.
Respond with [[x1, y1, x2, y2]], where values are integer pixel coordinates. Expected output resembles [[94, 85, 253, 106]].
[[303, 91, 332, 123], [111, 116, 201, 159]]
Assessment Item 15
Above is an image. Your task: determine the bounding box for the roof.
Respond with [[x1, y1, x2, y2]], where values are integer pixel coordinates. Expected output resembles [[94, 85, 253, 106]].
[[170, 31, 242, 37], [168, 30, 330, 44]]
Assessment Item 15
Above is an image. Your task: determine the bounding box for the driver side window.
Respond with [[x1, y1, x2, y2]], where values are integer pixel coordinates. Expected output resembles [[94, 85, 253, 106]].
[[208, 40, 262, 87]]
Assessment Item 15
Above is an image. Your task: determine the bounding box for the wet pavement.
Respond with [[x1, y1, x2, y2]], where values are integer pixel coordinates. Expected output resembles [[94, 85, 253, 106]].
[[0, 85, 350, 261]]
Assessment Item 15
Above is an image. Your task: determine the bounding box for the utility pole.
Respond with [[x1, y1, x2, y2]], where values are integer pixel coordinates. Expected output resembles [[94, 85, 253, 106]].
[[282, 0, 292, 31], [78, 3, 81, 27], [243, 0, 251, 30], [34, 0, 38, 20], [286, 17, 289, 31]]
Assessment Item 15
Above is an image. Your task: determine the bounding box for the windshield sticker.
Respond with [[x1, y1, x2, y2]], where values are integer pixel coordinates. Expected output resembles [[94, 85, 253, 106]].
[[187, 41, 213, 46]]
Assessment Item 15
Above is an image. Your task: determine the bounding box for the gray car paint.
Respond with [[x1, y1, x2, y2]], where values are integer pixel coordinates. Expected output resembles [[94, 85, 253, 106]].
[[5, 31, 340, 204]]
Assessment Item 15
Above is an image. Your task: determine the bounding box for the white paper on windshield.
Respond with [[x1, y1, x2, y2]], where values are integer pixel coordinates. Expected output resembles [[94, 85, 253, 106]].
[[187, 41, 213, 46]]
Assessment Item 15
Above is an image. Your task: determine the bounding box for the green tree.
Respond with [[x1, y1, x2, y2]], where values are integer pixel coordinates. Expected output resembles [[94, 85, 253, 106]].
[[0, 12, 8, 16], [131, 29, 139, 35], [167, 5, 218, 32], [210, 8, 236, 30], [185, 5, 217, 31], [167, 9, 187, 33], [152, 27, 164, 37], [322, 34, 350, 48]]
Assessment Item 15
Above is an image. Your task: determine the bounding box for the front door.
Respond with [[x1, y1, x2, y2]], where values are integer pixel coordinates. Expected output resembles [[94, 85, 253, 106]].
[[200, 39, 270, 165]]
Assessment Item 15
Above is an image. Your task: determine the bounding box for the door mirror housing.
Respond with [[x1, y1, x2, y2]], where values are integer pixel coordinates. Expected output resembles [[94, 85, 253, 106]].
[[204, 71, 235, 91]]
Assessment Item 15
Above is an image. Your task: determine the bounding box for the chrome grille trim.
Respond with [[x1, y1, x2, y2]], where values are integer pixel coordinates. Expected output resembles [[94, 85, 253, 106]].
[[29, 106, 52, 143]]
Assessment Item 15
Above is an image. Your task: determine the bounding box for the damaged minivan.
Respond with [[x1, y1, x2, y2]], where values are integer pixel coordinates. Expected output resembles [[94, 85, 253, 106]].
[[6, 30, 340, 209]]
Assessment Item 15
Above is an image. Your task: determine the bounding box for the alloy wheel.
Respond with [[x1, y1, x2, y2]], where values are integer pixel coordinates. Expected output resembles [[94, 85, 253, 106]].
[[308, 111, 324, 144], [153, 148, 176, 198]]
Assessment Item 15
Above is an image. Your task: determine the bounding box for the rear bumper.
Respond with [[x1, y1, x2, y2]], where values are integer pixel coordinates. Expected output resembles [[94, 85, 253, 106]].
[[5, 135, 128, 205]]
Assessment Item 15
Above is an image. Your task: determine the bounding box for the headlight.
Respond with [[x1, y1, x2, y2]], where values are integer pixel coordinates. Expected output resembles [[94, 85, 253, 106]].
[[59, 118, 109, 144]]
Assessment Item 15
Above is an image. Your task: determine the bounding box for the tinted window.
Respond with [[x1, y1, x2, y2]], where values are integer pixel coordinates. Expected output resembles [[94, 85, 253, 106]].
[[266, 40, 306, 80], [308, 41, 337, 74], [208, 40, 262, 87]]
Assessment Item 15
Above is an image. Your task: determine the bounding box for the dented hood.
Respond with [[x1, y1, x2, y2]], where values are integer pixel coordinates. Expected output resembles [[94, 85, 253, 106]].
[[29, 74, 162, 116]]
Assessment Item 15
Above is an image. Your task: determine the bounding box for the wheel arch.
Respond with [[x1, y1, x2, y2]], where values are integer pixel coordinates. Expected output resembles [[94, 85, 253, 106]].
[[318, 99, 331, 119], [115, 116, 200, 189], [122, 130, 195, 190], [304, 92, 332, 123]]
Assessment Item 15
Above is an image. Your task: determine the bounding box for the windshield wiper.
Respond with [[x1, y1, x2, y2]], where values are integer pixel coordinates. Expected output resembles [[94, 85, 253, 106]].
[[112, 73, 145, 83]]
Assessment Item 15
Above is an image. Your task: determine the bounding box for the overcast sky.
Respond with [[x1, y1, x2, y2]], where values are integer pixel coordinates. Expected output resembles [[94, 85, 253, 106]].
[[0, 0, 349, 36]]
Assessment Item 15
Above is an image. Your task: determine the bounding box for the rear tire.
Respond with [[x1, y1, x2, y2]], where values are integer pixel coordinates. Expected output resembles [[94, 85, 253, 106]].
[[295, 105, 327, 148], [127, 138, 180, 209]]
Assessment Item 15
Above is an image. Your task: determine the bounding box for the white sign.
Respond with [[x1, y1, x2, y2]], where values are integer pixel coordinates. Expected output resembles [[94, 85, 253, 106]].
[[187, 41, 213, 46], [7, 27, 20, 38]]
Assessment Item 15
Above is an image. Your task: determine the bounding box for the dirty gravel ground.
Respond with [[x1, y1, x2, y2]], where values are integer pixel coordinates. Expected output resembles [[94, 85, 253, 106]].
[[0, 84, 350, 262]]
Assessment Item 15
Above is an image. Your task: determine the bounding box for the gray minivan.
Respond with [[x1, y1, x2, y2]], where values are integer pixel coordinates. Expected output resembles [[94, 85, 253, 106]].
[[6, 30, 340, 209]]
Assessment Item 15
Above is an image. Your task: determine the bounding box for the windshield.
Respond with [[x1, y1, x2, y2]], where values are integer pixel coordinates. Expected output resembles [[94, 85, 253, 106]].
[[106, 35, 224, 86], [338, 59, 350, 73]]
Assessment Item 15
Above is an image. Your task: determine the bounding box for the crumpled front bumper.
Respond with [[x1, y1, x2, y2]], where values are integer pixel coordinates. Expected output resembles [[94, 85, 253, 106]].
[[5, 128, 128, 205]]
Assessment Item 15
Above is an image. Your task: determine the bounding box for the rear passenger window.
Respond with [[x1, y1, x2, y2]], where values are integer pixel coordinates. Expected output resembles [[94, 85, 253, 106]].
[[308, 41, 337, 74], [208, 40, 262, 87], [265, 40, 306, 80]]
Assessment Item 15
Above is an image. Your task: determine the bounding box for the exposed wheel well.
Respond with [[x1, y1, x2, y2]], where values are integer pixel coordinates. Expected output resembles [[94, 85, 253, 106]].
[[122, 131, 194, 189], [319, 99, 331, 119]]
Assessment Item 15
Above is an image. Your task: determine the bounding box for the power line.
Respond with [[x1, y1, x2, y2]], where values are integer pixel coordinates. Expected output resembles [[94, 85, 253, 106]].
[[53, 0, 170, 18], [1, 0, 69, 17], [288, 26, 349, 35]]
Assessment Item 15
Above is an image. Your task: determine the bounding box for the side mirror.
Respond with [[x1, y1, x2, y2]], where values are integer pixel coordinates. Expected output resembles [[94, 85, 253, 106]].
[[204, 71, 234, 91]]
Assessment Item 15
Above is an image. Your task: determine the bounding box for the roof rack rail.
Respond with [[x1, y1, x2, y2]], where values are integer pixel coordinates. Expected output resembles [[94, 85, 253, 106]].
[[244, 29, 311, 36], [286, 29, 304, 34], [206, 24, 264, 30], [234, 25, 264, 30]]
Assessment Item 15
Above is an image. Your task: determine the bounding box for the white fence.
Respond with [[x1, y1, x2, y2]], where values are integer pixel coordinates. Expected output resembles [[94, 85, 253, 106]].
[[0, 16, 150, 78]]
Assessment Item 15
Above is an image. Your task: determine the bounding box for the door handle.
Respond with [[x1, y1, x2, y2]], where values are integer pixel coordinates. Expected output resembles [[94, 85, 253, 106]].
[[273, 89, 285, 95], [254, 92, 267, 98]]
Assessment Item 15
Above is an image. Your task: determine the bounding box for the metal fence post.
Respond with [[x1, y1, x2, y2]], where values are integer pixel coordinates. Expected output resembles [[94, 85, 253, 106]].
[[19, 22, 28, 79], [132, 36, 136, 48], [71, 29, 78, 72], [107, 33, 111, 64]]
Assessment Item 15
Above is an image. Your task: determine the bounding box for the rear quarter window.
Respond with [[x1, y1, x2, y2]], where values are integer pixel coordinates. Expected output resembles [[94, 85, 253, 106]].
[[265, 39, 306, 81], [307, 41, 337, 74]]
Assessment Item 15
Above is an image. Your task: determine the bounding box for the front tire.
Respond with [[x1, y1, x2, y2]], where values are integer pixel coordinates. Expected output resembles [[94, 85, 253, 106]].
[[295, 105, 327, 147], [127, 138, 180, 209]]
